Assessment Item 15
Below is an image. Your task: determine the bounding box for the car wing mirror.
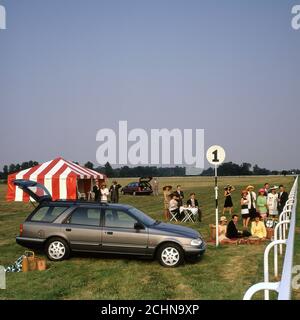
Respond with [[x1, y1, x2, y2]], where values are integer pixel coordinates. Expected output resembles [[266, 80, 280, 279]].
[[134, 222, 145, 230]]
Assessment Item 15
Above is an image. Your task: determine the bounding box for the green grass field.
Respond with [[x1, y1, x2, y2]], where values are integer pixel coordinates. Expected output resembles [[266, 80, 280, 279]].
[[0, 176, 299, 300]]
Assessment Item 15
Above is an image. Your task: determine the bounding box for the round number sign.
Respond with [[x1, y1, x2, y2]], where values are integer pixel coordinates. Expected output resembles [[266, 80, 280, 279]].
[[206, 145, 226, 165]]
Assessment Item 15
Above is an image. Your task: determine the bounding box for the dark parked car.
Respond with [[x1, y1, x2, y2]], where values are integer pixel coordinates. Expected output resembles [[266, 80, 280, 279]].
[[121, 177, 153, 195], [14, 179, 206, 267]]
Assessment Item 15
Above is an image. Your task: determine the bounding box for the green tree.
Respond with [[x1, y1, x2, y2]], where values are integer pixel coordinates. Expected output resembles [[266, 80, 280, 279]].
[[9, 164, 17, 173], [104, 162, 114, 177], [84, 161, 94, 169]]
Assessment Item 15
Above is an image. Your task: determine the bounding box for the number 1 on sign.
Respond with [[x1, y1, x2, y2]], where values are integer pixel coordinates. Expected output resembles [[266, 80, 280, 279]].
[[212, 149, 219, 162]]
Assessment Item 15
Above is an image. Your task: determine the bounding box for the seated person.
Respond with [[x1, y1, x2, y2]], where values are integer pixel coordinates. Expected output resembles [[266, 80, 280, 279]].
[[169, 193, 180, 220], [251, 214, 267, 239], [226, 214, 251, 239], [186, 193, 202, 222], [218, 216, 229, 243]]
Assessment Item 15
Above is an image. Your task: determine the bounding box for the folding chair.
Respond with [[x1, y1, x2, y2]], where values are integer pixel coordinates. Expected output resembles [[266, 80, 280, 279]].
[[169, 209, 179, 222]]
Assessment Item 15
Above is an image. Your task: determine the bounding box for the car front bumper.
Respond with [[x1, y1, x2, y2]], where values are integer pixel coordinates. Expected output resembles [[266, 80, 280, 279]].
[[183, 243, 206, 256]]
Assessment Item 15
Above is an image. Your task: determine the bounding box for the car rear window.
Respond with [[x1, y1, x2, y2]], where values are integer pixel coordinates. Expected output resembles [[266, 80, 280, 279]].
[[30, 206, 68, 222]]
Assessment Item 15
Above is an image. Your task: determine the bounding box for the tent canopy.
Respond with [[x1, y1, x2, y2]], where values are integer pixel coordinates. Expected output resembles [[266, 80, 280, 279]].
[[6, 157, 106, 202]]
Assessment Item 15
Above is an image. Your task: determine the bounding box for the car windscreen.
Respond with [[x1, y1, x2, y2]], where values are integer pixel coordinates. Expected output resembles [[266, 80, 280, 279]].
[[30, 206, 69, 223], [128, 207, 155, 226]]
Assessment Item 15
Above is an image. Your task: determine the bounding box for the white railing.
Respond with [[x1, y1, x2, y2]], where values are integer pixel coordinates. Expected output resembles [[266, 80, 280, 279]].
[[243, 176, 298, 300]]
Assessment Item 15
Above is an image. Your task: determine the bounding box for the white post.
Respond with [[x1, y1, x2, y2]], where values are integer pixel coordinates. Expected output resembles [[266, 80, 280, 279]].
[[215, 165, 219, 247]]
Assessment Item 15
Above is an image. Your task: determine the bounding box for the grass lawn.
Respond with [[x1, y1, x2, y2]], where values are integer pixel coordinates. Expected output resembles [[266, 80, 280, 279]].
[[0, 176, 299, 300]]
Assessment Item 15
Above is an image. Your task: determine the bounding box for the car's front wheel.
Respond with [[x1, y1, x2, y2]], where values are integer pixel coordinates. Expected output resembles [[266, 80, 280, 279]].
[[45, 237, 70, 261], [157, 243, 184, 267]]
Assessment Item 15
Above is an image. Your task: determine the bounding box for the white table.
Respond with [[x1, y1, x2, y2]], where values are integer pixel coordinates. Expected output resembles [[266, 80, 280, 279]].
[[180, 206, 198, 222]]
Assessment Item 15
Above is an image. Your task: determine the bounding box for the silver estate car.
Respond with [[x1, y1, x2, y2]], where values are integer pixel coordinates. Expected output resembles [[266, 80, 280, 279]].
[[14, 180, 206, 267]]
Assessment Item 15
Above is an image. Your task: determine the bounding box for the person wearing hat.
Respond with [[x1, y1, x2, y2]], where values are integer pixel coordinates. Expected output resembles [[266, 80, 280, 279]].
[[109, 180, 122, 203], [257, 188, 268, 220], [251, 213, 267, 239], [267, 186, 279, 216], [223, 184, 235, 215], [246, 185, 257, 221], [241, 190, 250, 228], [163, 185, 172, 220], [218, 216, 229, 243]]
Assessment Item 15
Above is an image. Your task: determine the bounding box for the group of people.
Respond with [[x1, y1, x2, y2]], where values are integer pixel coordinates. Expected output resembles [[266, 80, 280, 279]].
[[92, 180, 122, 203], [218, 182, 289, 243], [163, 185, 202, 222]]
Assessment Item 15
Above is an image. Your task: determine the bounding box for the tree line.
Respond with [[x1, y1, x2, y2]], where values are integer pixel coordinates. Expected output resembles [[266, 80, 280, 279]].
[[0, 160, 299, 180], [200, 162, 300, 176]]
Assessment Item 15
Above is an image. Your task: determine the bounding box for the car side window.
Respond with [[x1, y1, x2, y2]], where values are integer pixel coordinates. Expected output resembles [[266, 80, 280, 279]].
[[104, 209, 137, 229], [68, 207, 100, 227], [30, 206, 68, 222]]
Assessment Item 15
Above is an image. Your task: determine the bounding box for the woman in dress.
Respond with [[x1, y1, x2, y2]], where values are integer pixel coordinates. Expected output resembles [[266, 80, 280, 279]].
[[241, 190, 250, 228], [218, 216, 229, 243], [256, 188, 268, 220], [100, 184, 110, 203], [251, 214, 267, 239], [223, 185, 235, 215], [163, 185, 172, 220]]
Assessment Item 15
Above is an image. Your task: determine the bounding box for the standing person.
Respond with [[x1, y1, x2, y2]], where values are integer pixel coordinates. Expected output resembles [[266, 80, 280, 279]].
[[175, 185, 184, 207], [256, 188, 268, 220], [267, 186, 279, 217], [241, 190, 250, 228], [152, 178, 159, 196], [109, 180, 122, 203], [100, 184, 110, 203], [246, 185, 257, 220], [223, 184, 235, 215], [93, 180, 101, 202], [263, 183, 270, 197], [186, 192, 202, 222], [278, 185, 288, 214], [163, 186, 172, 220]]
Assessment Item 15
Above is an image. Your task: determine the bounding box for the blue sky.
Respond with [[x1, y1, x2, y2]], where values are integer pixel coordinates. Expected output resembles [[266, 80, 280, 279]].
[[0, 0, 299, 170]]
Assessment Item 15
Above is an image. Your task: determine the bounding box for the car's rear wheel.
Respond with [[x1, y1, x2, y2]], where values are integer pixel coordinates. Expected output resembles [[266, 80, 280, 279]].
[[157, 243, 184, 267], [45, 237, 70, 261]]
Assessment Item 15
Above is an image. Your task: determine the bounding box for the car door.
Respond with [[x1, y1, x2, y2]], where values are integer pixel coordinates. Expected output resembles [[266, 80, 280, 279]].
[[101, 208, 148, 255], [63, 206, 102, 252]]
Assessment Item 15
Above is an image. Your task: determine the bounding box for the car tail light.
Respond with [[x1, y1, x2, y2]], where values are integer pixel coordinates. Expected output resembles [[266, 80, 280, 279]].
[[20, 224, 23, 236]]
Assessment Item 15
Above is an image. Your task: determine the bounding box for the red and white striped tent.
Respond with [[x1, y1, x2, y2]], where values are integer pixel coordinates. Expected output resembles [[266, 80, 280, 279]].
[[6, 157, 106, 202]]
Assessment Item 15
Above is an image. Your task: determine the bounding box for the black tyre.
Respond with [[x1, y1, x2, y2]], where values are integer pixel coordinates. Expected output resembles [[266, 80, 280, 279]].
[[157, 242, 184, 267], [45, 237, 70, 261]]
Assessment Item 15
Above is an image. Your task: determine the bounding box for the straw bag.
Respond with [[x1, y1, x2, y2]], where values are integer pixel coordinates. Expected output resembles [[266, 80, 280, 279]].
[[22, 251, 47, 272], [22, 251, 36, 272]]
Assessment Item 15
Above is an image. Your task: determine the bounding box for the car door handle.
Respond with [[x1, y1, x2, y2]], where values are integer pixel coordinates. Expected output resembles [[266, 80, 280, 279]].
[[105, 231, 113, 235], [65, 228, 72, 232]]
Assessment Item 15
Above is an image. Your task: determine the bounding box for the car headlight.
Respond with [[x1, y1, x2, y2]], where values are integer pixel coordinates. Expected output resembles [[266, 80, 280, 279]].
[[191, 238, 202, 246]]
